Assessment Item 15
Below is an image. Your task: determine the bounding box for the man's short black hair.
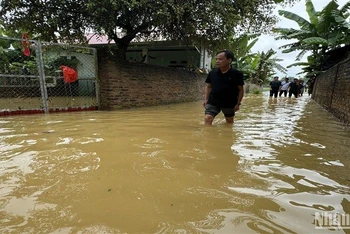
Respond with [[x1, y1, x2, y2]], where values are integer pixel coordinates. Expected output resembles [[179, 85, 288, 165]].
[[216, 50, 235, 61]]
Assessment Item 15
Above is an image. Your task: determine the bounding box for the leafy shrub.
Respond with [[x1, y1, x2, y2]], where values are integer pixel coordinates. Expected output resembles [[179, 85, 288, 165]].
[[252, 89, 262, 94]]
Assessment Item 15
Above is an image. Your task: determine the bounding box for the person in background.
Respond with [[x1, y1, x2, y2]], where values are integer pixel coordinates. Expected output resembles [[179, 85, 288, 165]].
[[203, 50, 244, 125], [279, 77, 290, 97], [299, 79, 305, 96], [269, 76, 281, 98], [289, 78, 299, 98], [307, 78, 314, 96]]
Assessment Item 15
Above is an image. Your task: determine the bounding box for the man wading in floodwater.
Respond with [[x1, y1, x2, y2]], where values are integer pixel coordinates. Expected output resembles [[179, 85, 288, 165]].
[[203, 50, 244, 125]]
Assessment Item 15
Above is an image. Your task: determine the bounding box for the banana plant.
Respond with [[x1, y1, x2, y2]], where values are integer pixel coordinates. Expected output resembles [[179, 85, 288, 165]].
[[273, 0, 350, 77], [227, 33, 260, 79], [211, 33, 260, 80], [251, 49, 287, 85]]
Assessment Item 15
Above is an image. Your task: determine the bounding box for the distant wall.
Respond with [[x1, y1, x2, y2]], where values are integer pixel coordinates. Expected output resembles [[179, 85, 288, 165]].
[[312, 54, 350, 125], [97, 51, 205, 110]]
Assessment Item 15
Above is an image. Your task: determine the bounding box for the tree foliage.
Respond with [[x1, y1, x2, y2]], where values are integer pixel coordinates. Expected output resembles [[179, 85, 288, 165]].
[[217, 33, 286, 85], [251, 49, 287, 85], [226, 34, 260, 79], [273, 0, 350, 77], [1, 0, 299, 59]]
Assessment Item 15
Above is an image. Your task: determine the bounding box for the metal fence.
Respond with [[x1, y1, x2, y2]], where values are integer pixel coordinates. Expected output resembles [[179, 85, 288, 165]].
[[0, 36, 98, 116]]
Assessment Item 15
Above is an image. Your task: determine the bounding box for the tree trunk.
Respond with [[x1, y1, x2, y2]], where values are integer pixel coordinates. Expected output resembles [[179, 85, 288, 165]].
[[252, 61, 263, 85], [113, 41, 130, 61], [109, 32, 134, 62], [252, 70, 260, 85]]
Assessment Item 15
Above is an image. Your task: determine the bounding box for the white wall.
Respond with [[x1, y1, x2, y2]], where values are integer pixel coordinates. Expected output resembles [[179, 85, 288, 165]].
[[126, 49, 201, 69], [199, 47, 212, 72], [44, 51, 96, 79], [73, 53, 96, 79]]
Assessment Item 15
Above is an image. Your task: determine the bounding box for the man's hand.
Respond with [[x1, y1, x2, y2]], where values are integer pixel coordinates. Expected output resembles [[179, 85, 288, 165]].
[[203, 100, 207, 108]]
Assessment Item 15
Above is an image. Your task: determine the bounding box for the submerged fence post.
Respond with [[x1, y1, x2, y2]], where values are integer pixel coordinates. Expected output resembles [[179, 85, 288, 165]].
[[35, 40, 49, 113]]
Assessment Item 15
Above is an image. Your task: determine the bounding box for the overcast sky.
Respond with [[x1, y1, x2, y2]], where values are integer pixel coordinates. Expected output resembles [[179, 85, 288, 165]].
[[251, 0, 349, 78]]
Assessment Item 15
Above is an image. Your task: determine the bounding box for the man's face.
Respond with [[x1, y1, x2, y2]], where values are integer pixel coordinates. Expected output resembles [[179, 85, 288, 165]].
[[274, 77, 278, 81], [215, 52, 231, 68]]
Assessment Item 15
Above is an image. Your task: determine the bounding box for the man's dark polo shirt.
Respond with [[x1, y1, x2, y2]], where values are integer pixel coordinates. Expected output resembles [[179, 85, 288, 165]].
[[289, 82, 298, 91], [270, 80, 281, 90], [205, 68, 244, 108]]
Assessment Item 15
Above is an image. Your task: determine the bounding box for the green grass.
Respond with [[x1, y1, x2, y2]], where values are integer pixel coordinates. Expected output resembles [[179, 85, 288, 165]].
[[252, 89, 262, 94]]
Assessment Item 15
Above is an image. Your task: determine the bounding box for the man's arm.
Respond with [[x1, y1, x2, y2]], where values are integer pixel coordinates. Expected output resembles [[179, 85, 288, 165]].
[[234, 85, 244, 111], [203, 83, 212, 107], [237, 85, 244, 105]]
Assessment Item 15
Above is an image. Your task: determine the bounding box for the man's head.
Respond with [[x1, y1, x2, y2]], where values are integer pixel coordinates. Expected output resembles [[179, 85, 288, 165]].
[[294, 78, 298, 82], [285, 78, 289, 81], [215, 50, 234, 69], [274, 76, 279, 81]]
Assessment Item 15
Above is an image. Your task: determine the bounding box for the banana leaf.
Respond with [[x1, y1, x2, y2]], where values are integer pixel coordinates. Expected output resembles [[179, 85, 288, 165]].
[[305, 0, 318, 26], [302, 37, 328, 45], [287, 62, 310, 68], [278, 10, 311, 29]]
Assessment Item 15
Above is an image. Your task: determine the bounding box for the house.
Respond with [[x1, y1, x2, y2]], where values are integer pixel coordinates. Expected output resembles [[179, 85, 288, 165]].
[[87, 34, 212, 72], [40, 44, 97, 96]]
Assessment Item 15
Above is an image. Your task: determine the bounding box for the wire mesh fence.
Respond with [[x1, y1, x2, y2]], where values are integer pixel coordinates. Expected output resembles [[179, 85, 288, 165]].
[[0, 36, 43, 114], [0, 36, 98, 116]]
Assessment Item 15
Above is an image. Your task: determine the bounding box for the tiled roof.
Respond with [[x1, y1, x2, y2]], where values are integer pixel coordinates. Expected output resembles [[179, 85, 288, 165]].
[[86, 33, 112, 45]]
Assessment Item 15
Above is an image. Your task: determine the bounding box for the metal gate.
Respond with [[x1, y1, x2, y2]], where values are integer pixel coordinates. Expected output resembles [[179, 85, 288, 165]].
[[0, 36, 99, 116]]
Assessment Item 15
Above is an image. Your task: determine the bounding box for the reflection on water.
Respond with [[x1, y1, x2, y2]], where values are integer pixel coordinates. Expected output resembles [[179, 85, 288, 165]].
[[1, 93, 350, 233]]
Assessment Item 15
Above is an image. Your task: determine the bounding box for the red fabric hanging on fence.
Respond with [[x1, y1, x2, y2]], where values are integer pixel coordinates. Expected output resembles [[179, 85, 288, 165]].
[[22, 33, 31, 56], [60, 66, 78, 83]]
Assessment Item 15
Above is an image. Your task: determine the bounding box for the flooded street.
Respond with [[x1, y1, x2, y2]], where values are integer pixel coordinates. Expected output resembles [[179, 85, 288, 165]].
[[1, 93, 350, 233]]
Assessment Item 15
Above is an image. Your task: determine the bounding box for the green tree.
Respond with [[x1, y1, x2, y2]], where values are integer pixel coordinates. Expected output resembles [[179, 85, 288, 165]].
[[1, 0, 300, 60], [0, 22, 38, 75], [273, 0, 350, 76], [211, 34, 260, 78], [252, 49, 287, 85], [229, 34, 260, 79], [211, 34, 286, 84]]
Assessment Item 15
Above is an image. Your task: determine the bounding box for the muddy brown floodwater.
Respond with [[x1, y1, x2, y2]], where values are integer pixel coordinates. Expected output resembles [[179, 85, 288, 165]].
[[1, 93, 350, 233]]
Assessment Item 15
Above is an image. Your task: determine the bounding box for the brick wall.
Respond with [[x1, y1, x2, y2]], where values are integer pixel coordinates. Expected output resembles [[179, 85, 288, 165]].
[[313, 55, 350, 125], [97, 52, 205, 110]]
